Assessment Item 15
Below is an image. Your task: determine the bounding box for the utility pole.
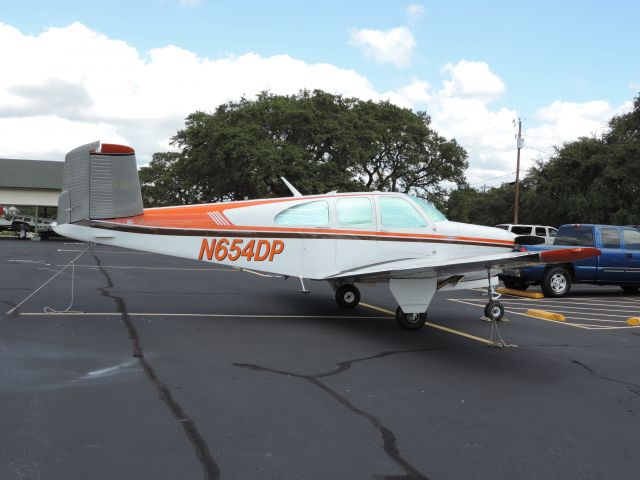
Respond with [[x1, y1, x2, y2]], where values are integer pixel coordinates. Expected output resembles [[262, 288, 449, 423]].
[[513, 118, 523, 224]]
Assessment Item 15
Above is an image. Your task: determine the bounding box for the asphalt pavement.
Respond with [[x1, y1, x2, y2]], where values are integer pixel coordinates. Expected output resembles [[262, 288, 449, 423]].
[[1, 237, 639, 480]]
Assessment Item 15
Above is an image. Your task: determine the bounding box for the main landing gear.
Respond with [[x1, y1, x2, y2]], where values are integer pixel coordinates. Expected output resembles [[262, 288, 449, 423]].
[[335, 284, 361, 309], [395, 307, 427, 330]]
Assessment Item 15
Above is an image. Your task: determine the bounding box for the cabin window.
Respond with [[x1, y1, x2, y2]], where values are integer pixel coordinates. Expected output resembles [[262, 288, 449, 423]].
[[411, 196, 447, 222], [536, 227, 546, 236], [337, 197, 373, 227], [274, 200, 329, 226], [623, 229, 640, 250], [601, 228, 621, 249], [379, 197, 426, 228]]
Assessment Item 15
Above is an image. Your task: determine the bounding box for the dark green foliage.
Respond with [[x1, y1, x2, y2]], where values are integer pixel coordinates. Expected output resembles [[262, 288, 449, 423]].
[[446, 183, 518, 225], [447, 92, 640, 227], [142, 90, 467, 206], [523, 93, 640, 226]]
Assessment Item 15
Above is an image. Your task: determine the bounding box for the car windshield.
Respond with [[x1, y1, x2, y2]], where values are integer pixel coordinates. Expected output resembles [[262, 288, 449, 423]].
[[410, 196, 447, 222]]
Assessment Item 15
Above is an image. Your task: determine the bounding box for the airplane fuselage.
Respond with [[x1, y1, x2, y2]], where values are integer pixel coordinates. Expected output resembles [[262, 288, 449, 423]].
[[55, 192, 515, 282]]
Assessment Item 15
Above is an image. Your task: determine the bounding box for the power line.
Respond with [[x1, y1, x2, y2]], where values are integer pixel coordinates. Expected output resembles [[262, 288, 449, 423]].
[[526, 145, 554, 156], [467, 171, 516, 187]]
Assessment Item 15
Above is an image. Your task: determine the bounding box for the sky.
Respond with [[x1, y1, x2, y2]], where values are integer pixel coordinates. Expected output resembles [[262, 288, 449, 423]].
[[1, 0, 638, 187]]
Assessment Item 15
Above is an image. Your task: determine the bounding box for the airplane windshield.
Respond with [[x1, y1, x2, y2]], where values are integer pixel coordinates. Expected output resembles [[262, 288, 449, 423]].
[[410, 196, 447, 222]]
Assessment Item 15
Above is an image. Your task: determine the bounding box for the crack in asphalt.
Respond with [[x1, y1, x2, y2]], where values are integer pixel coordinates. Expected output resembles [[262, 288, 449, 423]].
[[571, 360, 640, 398], [93, 253, 220, 480], [234, 348, 444, 480]]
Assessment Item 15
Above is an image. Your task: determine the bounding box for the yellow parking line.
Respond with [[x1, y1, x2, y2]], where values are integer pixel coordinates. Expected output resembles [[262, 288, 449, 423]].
[[449, 298, 592, 329], [360, 302, 493, 345], [360, 302, 395, 315]]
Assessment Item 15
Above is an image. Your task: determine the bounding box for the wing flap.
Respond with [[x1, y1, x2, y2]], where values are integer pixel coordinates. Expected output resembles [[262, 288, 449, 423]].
[[324, 247, 601, 281]]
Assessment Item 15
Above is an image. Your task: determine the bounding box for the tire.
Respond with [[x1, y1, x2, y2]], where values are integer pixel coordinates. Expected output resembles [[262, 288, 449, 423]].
[[395, 306, 427, 330], [621, 285, 639, 293], [484, 301, 505, 321], [502, 277, 529, 290], [335, 284, 360, 308], [541, 267, 572, 297]]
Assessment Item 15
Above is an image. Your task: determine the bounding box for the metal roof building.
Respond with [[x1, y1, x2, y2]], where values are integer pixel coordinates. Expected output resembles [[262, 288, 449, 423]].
[[0, 158, 63, 207]]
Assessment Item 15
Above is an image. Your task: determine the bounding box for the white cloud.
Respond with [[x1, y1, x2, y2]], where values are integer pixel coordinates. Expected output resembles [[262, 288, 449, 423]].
[[441, 60, 505, 101], [179, 0, 204, 6], [419, 61, 628, 187], [348, 26, 416, 67], [0, 22, 382, 163], [406, 4, 426, 23], [0, 21, 631, 190]]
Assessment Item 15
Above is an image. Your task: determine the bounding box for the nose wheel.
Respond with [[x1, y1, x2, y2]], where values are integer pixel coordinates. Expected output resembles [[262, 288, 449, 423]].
[[484, 301, 505, 321], [335, 284, 361, 309]]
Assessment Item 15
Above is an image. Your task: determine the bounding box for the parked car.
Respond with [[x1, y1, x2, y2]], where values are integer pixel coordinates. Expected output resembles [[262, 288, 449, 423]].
[[9, 215, 56, 239], [500, 224, 640, 296], [495, 224, 558, 244], [0, 217, 11, 231]]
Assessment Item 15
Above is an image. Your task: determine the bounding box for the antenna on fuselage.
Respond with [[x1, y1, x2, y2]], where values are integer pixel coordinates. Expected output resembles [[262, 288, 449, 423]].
[[281, 177, 302, 197]]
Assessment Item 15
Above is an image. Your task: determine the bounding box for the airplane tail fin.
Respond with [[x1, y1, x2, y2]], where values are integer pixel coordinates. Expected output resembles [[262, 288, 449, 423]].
[[57, 141, 144, 224]]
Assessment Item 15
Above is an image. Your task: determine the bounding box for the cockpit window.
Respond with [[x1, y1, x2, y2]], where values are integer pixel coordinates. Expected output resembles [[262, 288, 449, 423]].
[[379, 197, 427, 228], [274, 200, 329, 226], [337, 197, 373, 227], [410, 196, 447, 222]]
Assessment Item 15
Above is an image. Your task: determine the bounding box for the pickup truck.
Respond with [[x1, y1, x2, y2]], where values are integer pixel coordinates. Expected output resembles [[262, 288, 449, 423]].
[[501, 224, 640, 297]]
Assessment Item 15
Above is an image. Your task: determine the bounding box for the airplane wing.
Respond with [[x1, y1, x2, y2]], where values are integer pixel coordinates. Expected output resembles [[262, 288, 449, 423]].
[[323, 247, 601, 281]]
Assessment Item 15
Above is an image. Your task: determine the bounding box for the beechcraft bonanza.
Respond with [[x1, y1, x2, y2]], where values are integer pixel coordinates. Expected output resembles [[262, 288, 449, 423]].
[[54, 142, 599, 330]]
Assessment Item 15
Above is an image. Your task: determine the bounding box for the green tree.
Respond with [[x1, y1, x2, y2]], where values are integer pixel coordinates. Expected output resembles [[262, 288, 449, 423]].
[[139, 152, 206, 207], [164, 90, 467, 203], [522, 93, 640, 226]]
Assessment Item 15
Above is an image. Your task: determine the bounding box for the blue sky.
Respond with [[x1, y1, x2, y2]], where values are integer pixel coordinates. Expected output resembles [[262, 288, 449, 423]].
[[1, 0, 638, 185]]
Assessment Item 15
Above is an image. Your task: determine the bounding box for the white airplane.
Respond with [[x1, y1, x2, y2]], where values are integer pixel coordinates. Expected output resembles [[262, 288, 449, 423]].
[[54, 142, 599, 329]]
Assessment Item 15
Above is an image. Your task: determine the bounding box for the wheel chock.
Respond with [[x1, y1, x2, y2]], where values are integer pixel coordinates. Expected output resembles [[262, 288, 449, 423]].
[[527, 309, 566, 322], [627, 317, 640, 326], [497, 288, 544, 299]]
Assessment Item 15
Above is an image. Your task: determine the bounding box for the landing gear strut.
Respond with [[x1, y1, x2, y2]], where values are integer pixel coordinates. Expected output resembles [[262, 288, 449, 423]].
[[484, 269, 504, 321], [395, 307, 427, 330], [335, 284, 360, 309], [484, 268, 512, 347]]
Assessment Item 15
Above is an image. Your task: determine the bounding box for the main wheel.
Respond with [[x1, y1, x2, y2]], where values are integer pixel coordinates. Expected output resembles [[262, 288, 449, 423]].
[[541, 266, 572, 297], [502, 277, 529, 291], [621, 285, 639, 293], [395, 306, 427, 330], [335, 284, 360, 308], [484, 301, 505, 321]]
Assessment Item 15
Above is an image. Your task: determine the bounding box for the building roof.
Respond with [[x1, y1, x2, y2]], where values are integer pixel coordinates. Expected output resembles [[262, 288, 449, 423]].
[[0, 158, 64, 190]]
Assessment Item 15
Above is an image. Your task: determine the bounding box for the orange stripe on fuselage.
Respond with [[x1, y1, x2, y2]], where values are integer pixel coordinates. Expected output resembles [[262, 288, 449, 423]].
[[104, 195, 514, 247]]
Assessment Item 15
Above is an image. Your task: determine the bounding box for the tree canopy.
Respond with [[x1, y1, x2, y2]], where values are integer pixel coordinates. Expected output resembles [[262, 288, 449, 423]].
[[447, 93, 640, 226], [140, 90, 468, 206]]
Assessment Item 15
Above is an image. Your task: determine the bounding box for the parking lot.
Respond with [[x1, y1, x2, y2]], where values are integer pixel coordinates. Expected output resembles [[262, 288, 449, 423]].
[[2, 238, 640, 480]]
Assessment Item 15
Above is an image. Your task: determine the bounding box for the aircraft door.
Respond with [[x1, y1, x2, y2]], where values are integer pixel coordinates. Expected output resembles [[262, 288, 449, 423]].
[[334, 196, 378, 271], [375, 196, 435, 260]]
